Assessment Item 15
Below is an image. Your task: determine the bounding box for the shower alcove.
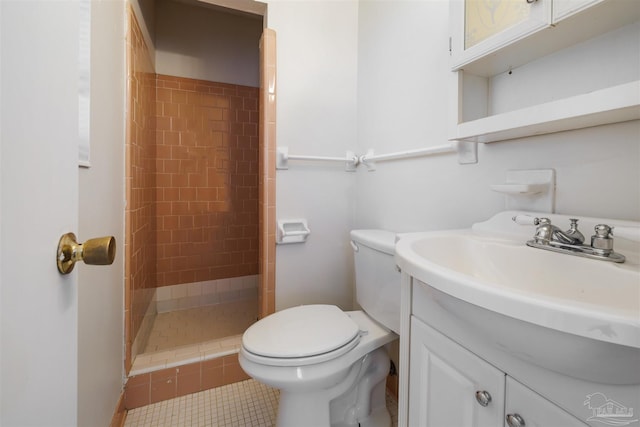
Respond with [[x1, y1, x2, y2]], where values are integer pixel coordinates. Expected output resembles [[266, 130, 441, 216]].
[[124, 0, 276, 407]]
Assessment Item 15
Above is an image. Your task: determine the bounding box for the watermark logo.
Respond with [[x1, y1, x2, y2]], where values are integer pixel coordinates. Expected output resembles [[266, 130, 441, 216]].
[[584, 392, 638, 426]]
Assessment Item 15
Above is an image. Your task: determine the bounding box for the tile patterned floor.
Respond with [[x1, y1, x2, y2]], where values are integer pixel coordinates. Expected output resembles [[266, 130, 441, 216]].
[[124, 379, 399, 427], [144, 299, 258, 353], [131, 299, 257, 375], [124, 379, 278, 427]]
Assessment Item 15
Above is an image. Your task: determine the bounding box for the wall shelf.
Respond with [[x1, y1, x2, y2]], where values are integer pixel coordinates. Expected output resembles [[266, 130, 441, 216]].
[[449, 0, 640, 144], [451, 80, 640, 143]]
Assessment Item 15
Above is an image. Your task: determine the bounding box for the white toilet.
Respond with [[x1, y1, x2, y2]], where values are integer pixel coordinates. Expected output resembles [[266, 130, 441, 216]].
[[239, 230, 400, 427]]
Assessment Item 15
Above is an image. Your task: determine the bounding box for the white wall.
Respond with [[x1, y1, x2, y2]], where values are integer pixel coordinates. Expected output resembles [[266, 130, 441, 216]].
[[77, 2, 126, 425], [267, 0, 639, 313], [356, 0, 640, 235], [155, 0, 263, 86], [266, 0, 359, 311]]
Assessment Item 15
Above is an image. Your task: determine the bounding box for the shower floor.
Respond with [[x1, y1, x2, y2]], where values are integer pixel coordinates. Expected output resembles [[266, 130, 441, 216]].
[[144, 298, 258, 353]]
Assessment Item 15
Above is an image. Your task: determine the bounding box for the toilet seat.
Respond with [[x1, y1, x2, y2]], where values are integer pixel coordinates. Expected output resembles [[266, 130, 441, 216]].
[[242, 304, 362, 366]]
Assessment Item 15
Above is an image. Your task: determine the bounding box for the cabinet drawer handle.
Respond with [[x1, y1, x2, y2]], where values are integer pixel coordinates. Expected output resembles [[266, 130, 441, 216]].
[[475, 390, 492, 407], [526, 0, 538, 3], [506, 413, 526, 427]]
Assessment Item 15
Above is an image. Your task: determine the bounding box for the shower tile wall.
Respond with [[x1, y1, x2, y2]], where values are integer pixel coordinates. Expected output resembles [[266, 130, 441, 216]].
[[126, 7, 157, 372], [155, 275, 258, 313], [154, 74, 259, 288]]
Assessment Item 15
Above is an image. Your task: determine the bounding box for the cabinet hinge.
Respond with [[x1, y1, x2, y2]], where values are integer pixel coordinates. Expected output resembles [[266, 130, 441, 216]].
[[449, 37, 452, 55]]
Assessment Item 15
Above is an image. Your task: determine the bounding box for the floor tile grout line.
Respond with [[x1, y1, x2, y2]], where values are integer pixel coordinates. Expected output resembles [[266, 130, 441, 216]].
[[124, 379, 397, 427]]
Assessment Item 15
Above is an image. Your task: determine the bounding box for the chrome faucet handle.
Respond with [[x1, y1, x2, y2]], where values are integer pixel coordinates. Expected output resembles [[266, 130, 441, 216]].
[[533, 218, 553, 243], [512, 215, 545, 226], [564, 218, 585, 244], [512, 215, 552, 243], [594, 224, 612, 237], [591, 224, 614, 254]]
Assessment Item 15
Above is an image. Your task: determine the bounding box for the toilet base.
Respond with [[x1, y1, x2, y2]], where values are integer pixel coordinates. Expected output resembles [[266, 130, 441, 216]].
[[239, 310, 397, 427], [276, 347, 391, 427], [332, 407, 391, 427]]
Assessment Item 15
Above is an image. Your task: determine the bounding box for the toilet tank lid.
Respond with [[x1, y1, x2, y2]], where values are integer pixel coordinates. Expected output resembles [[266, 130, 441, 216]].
[[350, 229, 396, 255]]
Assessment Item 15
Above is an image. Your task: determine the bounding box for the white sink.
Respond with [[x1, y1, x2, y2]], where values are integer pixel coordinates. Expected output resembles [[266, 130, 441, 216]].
[[396, 211, 640, 385]]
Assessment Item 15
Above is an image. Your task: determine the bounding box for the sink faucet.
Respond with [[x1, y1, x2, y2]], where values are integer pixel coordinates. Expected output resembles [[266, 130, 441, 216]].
[[533, 217, 584, 245], [535, 218, 584, 245], [513, 216, 625, 263]]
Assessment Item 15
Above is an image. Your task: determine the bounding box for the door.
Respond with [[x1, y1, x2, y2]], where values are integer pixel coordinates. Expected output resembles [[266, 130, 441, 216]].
[[1, 1, 81, 425]]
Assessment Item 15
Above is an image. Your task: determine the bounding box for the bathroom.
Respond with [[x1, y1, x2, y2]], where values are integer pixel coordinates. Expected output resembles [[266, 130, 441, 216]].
[[0, 0, 637, 426], [123, 0, 640, 422]]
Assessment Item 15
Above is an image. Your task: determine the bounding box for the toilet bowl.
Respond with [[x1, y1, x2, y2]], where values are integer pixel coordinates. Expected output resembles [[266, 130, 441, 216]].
[[239, 230, 400, 427]]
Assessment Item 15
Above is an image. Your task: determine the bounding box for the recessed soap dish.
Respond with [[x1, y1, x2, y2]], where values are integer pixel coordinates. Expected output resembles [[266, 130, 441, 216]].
[[490, 183, 548, 195], [492, 169, 556, 213]]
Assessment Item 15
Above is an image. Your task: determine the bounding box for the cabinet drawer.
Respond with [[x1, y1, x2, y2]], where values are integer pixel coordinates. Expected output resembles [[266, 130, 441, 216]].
[[505, 377, 590, 427]]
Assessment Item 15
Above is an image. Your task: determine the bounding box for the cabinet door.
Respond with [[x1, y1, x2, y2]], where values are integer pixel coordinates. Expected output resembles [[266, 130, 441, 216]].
[[450, 0, 552, 70], [504, 377, 589, 427], [409, 318, 505, 427], [553, 0, 602, 22]]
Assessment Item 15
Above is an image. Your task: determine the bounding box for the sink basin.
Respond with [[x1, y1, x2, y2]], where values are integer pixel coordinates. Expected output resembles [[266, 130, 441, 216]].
[[396, 211, 640, 385]]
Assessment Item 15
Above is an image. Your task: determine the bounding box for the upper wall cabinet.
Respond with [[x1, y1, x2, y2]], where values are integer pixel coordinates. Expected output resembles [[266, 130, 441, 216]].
[[553, 0, 600, 21], [451, 0, 552, 71], [449, 0, 640, 143]]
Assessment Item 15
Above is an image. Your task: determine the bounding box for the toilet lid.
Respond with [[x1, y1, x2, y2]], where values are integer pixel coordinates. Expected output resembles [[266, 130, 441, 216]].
[[242, 305, 360, 359]]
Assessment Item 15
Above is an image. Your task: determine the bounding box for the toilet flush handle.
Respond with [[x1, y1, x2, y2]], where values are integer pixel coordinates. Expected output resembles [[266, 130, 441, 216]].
[[350, 240, 359, 252]]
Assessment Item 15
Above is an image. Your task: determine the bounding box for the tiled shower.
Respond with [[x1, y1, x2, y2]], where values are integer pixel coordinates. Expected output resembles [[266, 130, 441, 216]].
[[154, 75, 259, 289], [136, 74, 261, 356], [124, 3, 277, 408]]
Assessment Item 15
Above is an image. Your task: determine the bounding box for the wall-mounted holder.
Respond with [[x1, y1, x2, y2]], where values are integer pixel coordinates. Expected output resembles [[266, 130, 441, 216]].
[[491, 169, 556, 213], [276, 142, 477, 173], [276, 219, 311, 244], [359, 141, 477, 171], [456, 141, 478, 165], [276, 147, 358, 171]]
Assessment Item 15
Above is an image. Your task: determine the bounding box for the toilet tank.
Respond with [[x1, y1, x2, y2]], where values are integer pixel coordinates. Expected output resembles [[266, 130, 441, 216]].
[[350, 230, 400, 334]]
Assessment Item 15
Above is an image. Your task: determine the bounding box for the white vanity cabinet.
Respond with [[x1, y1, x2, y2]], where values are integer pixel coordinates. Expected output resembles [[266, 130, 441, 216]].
[[409, 318, 505, 426], [449, 0, 640, 143], [402, 276, 594, 427], [408, 314, 589, 427]]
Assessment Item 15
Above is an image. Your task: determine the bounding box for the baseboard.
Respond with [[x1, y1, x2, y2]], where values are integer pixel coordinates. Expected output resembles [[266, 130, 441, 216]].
[[110, 391, 126, 427]]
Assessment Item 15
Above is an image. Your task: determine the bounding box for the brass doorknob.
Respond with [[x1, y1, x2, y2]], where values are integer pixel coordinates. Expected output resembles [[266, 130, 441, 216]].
[[57, 232, 116, 274]]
